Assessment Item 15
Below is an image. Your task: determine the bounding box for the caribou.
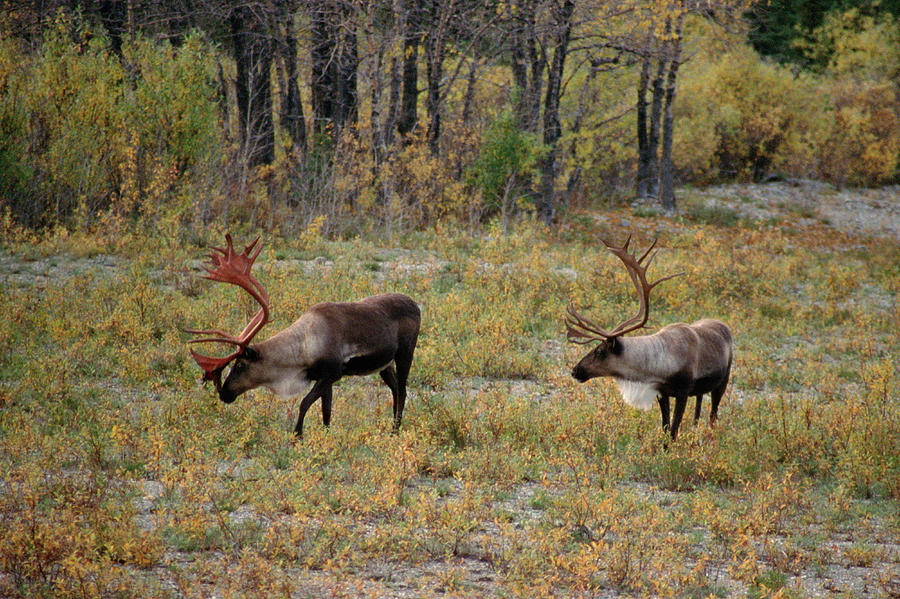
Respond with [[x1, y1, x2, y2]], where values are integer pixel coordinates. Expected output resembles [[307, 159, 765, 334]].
[[566, 236, 733, 441], [186, 234, 420, 437]]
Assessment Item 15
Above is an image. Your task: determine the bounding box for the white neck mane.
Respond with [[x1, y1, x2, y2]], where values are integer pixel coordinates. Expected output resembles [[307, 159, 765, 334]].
[[614, 379, 658, 411]]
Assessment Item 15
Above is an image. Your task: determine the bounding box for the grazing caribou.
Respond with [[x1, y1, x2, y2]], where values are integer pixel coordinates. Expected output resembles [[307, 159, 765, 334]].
[[186, 234, 420, 437], [566, 236, 733, 441]]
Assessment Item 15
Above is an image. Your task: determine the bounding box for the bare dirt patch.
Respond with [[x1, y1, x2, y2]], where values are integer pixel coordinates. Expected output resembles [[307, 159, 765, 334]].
[[695, 180, 900, 240]]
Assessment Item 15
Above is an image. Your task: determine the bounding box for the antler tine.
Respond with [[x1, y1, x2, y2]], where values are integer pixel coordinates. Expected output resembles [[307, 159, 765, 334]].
[[605, 236, 684, 337], [602, 233, 632, 252], [565, 302, 616, 344], [636, 237, 658, 264], [650, 271, 684, 289], [565, 236, 682, 344], [187, 233, 272, 382]]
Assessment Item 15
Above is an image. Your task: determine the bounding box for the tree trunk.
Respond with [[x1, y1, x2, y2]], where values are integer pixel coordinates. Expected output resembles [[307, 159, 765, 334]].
[[278, 12, 307, 157], [230, 7, 274, 168], [659, 12, 686, 212], [310, 4, 336, 137], [397, 0, 420, 137], [384, 55, 401, 147], [636, 52, 651, 198], [537, 0, 575, 225], [461, 56, 479, 124], [564, 58, 606, 207], [425, 0, 451, 155], [309, 2, 358, 139], [646, 39, 666, 199], [337, 13, 358, 130], [509, 1, 543, 134]]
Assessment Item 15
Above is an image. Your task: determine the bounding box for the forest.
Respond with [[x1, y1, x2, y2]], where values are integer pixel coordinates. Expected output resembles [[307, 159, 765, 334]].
[[0, 1, 898, 598], [1, 0, 899, 234]]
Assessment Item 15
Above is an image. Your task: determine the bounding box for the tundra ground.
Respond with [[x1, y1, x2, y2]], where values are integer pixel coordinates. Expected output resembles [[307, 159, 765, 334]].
[[1, 183, 897, 598]]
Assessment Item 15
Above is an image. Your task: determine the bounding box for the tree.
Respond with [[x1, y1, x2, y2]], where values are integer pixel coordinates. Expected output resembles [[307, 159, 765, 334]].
[[507, 0, 545, 135], [658, 9, 686, 210], [309, 1, 359, 139], [396, 0, 420, 138], [746, 0, 900, 67], [536, 0, 575, 224], [635, 26, 667, 200], [229, 5, 274, 167], [634, 0, 750, 210], [273, 1, 307, 157]]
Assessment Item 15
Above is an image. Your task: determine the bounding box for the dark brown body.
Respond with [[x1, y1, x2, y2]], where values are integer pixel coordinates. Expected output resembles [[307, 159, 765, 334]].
[[220, 293, 420, 436], [571, 319, 732, 440]]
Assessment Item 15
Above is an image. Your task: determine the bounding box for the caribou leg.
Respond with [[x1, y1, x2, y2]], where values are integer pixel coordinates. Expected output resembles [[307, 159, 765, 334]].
[[295, 378, 334, 437], [658, 396, 671, 435], [379, 365, 401, 431], [670, 395, 688, 441]]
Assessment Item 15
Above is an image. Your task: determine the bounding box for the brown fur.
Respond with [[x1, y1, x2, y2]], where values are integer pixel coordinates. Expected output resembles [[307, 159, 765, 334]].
[[221, 293, 421, 437], [571, 319, 732, 440]]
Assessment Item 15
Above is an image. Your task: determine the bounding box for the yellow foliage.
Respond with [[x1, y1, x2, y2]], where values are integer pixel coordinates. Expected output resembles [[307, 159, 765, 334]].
[[820, 80, 900, 186], [676, 44, 826, 182]]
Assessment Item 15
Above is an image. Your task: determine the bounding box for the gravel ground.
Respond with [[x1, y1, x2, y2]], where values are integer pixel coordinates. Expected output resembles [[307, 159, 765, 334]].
[[696, 179, 900, 241]]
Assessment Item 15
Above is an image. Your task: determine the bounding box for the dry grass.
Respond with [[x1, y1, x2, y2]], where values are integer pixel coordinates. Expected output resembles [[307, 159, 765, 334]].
[[0, 190, 898, 598]]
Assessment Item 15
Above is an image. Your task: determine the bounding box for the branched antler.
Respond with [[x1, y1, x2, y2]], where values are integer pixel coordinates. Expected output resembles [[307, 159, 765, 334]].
[[565, 235, 683, 343], [185, 234, 270, 389]]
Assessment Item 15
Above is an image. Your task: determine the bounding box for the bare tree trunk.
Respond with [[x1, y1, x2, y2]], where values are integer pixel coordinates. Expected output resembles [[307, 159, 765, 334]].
[[425, 0, 450, 155], [509, 1, 543, 134], [368, 5, 396, 207], [397, 0, 420, 137], [659, 12, 686, 212], [537, 0, 574, 225], [277, 9, 307, 157], [461, 56, 479, 125], [310, 4, 336, 137], [371, 41, 385, 165], [230, 6, 274, 168], [310, 2, 358, 139], [646, 41, 666, 199], [564, 57, 610, 207], [636, 52, 651, 198], [337, 12, 358, 130], [384, 55, 401, 146]]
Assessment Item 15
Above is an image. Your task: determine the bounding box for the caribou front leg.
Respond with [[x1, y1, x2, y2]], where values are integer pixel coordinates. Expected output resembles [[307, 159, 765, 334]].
[[295, 378, 334, 438]]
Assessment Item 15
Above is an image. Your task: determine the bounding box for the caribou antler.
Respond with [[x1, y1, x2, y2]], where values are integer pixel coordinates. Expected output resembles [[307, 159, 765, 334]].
[[565, 235, 683, 343], [185, 234, 270, 390]]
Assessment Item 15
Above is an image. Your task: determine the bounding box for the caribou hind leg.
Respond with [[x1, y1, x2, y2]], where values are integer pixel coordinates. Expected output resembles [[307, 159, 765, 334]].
[[710, 376, 729, 426], [391, 335, 417, 431], [379, 365, 402, 431]]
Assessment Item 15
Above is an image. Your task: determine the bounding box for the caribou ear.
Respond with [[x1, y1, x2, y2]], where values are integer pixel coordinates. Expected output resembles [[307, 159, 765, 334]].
[[608, 336, 623, 355], [243, 346, 260, 361]]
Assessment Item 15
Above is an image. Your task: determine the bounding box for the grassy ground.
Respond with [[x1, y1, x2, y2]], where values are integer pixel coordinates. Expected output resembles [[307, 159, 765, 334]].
[[1, 186, 898, 598]]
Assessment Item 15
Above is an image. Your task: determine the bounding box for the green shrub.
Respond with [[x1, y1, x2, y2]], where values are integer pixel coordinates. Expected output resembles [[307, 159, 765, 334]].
[[467, 110, 544, 222], [0, 9, 221, 228]]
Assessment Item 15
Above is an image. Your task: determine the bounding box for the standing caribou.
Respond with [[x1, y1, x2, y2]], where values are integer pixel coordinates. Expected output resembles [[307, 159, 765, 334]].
[[566, 236, 733, 441], [186, 234, 420, 437]]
